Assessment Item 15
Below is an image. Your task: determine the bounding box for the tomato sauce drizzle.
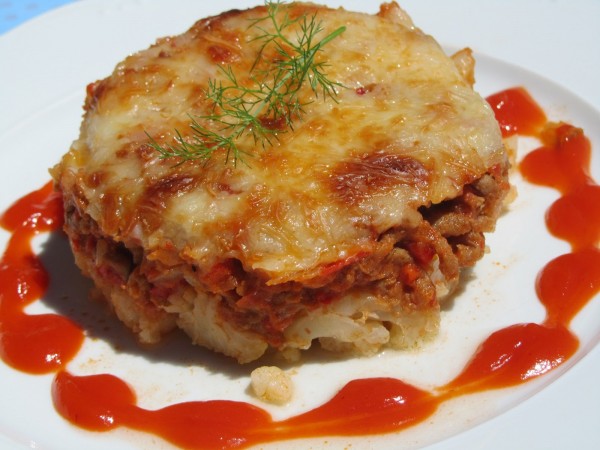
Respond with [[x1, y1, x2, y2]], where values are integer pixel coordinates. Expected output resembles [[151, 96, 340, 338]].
[[0, 87, 599, 448], [0, 182, 84, 374]]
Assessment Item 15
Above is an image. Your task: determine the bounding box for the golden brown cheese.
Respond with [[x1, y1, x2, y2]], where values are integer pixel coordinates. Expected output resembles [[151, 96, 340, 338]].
[[53, 1, 508, 362]]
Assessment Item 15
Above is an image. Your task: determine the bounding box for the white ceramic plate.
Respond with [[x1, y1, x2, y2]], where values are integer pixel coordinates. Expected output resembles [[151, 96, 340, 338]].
[[1, 1, 599, 449]]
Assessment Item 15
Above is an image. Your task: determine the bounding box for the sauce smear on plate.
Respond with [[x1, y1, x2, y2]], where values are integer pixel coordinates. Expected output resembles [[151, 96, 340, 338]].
[[0, 183, 83, 374], [0, 87, 598, 448]]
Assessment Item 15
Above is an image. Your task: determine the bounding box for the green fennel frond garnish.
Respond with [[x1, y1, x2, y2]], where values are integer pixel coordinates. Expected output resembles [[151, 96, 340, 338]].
[[148, 0, 346, 166]]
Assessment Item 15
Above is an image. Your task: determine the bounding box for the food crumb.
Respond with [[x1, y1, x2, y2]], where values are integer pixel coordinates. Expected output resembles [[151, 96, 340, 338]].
[[250, 366, 293, 405]]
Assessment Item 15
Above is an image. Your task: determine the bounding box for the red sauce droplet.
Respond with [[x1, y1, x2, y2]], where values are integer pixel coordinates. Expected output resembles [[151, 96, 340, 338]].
[[442, 323, 578, 395], [520, 124, 593, 194], [1, 87, 599, 448], [486, 86, 547, 137], [537, 248, 600, 327], [0, 181, 63, 233], [281, 378, 437, 437]]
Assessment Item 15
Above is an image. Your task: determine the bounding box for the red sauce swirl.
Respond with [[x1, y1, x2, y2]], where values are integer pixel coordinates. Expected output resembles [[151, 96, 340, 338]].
[[0, 87, 599, 448]]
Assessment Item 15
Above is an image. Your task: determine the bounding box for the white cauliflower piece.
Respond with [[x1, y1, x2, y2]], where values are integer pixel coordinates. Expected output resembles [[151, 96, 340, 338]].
[[250, 366, 293, 405]]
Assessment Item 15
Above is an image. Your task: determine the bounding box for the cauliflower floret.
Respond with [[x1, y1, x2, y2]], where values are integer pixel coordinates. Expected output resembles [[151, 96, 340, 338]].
[[250, 366, 293, 405]]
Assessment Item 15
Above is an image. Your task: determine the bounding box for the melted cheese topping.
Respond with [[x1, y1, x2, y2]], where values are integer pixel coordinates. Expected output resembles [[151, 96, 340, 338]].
[[54, 2, 505, 283]]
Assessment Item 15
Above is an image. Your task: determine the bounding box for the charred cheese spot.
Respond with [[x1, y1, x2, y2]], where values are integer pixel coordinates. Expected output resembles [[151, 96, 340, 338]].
[[207, 44, 238, 64], [134, 144, 156, 163], [330, 151, 430, 204], [84, 80, 108, 112], [136, 174, 199, 232], [86, 171, 106, 188], [259, 115, 288, 131]]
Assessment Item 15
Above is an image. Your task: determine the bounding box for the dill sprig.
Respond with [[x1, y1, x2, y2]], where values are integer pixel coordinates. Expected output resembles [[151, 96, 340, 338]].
[[148, 0, 346, 166]]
